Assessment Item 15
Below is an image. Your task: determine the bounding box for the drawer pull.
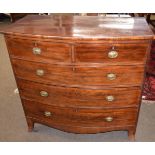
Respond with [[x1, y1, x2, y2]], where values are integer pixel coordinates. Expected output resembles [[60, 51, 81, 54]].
[[32, 47, 41, 55], [44, 111, 52, 117], [107, 73, 116, 80], [108, 48, 118, 58], [106, 95, 115, 102], [105, 116, 113, 122], [40, 91, 48, 97], [36, 69, 44, 76]]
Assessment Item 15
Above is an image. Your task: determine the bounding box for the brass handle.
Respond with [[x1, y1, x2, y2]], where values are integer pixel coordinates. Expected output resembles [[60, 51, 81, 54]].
[[107, 73, 116, 80], [32, 47, 41, 55], [36, 69, 44, 76], [40, 91, 48, 97], [108, 49, 118, 58], [44, 111, 52, 117], [106, 95, 115, 102], [105, 116, 113, 122]]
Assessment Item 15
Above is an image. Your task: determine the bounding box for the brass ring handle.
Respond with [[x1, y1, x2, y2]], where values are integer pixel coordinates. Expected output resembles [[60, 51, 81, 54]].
[[106, 95, 115, 102], [108, 50, 118, 58], [44, 111, 52, 117], [107, 73, 116, 80], [32, 47, 41, 55], [40, 91, 48, 97], [105, 116, 113, 122], [36, 69, 44, 76]]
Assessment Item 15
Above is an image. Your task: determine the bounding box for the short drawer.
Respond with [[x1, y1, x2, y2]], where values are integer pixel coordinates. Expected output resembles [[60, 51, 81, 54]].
[[12, 59, 144, 87], [6, 37, 71, 63], [75, 43, 149, 64], [18, 79, 141, 108], [22, 99, 138, 128]]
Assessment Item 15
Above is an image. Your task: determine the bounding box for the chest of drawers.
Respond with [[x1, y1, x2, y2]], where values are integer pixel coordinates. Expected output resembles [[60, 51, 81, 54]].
[[2, 15, 154, 140]]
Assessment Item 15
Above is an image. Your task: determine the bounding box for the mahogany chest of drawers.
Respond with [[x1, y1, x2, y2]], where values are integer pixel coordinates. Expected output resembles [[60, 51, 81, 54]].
[[1, 15, 154, 140]]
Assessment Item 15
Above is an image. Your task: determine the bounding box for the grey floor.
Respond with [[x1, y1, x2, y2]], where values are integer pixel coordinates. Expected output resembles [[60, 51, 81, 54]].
[[0, 21, 155, 142]]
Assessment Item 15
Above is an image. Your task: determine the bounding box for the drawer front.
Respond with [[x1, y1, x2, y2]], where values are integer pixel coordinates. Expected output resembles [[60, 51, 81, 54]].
[[6, 37, 71, 63], [18, 79, 141, 108], [12, 59, 144, 86], [22, 99, 138, 127], [75, 43, 148, 64]]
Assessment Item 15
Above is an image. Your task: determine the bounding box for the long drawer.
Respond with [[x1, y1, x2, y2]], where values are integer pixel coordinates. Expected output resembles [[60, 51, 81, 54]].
[[17, 79, 141, 108], [75, 42, 149, 64], [12, 59, 145, 87], [6, 37, 71, 63], [22, 99, 138, 128]]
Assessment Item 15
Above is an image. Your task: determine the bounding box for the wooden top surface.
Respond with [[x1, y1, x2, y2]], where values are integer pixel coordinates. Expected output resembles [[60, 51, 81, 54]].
[[1, 15, 154, 40]]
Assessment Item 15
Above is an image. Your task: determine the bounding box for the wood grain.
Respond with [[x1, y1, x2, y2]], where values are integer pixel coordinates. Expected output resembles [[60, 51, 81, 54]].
[[1, 15, 154, 40], [6, 36, 72, 63], [17, 78, 141, 108], [12, 59, 144, 87], [75, 43, 149, 64], [22, 99, 138, 128]]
